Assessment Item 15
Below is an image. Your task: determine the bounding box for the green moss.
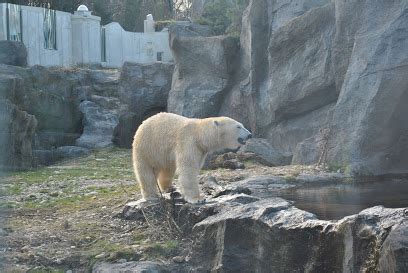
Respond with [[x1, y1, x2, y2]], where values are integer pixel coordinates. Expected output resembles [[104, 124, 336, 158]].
[[283, 175, 297, 183], [199, 0, 249, 35], [145, 240, 179, 258], [155, 20, 176, 31], [194, 17, 209, 25], [327, 163, 345, 173], [0, 201, 17, 209], [6, 148, 134, 185]]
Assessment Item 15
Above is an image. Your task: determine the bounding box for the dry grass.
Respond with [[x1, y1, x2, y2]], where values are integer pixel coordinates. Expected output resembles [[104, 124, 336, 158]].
[[0, 148, 328, 272]]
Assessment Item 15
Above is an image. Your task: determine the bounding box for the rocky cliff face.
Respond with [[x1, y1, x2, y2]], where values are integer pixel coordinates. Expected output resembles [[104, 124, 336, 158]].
[[114, 62, 174, 148], [0, 42, 174, 168], [169, 0, 408, 175], [121, 172, 408, 273]]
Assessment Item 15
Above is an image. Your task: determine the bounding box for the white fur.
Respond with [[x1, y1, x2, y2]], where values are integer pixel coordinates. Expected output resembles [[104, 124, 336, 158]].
[[132, 112, 251, 203]]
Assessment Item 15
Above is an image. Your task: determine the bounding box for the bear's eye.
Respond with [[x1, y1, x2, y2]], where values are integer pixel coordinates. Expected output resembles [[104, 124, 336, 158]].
[[237, 125, 241, 129]]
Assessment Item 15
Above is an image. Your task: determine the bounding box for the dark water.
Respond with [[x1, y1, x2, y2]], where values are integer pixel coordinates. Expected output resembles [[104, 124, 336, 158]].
[[276, 179, 408, 220]]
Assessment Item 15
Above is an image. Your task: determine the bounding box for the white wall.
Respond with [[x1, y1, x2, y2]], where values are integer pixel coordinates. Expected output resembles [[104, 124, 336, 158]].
[[104, 22, 172, 68], [0, 4, 6, 40], [0, 4, 173, 68], [21, 6, 72, 67]]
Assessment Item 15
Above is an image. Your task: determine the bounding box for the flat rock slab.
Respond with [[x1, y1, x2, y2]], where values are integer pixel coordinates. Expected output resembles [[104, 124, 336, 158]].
[[93, 261, 170, 273]]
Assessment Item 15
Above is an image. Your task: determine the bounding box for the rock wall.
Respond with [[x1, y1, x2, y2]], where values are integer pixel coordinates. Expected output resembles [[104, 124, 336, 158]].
[[114, 62, 174, 148], [167, 23, 238, 118], [0, 42, 174, 168], [191, 199, 407, 273], [169, 0, 408, 175]]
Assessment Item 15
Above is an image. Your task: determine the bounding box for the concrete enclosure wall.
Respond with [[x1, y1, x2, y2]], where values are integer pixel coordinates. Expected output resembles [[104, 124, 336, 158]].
[[21, 6, 72, 66], [104, 22, 172, 67], [0, 5, 6, 40], [0, 3, 173, 67], [71, 14, 101, 65]]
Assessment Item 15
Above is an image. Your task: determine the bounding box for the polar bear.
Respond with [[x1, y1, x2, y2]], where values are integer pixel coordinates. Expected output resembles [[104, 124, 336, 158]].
[[132, 112, 252, 203]]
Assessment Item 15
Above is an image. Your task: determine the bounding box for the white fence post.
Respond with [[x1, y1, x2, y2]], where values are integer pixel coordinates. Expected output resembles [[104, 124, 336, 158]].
[[71, 5, 101, 66]]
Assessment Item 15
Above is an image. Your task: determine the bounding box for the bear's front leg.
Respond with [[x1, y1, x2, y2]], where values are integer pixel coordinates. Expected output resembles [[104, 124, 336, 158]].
[[178, 167, 205, 204]]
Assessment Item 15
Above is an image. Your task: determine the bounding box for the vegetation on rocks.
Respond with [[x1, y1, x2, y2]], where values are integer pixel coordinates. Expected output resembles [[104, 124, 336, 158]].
[[197, 0, 249, 35]]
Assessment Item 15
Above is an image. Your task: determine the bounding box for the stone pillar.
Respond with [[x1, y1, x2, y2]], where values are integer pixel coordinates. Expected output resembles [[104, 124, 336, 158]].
[[71, 5, 101, 65], [144, 14, 155, 33]]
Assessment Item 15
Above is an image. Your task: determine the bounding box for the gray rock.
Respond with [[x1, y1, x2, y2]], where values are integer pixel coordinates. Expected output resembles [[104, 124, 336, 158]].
[[219, 0, 332, 133], [33, 149, 58, 166], [168, 22, 213, 37], [0, 64, 125, 167], [119, 62, 174, 116], [326, 0, 408, 175], [292, 127, 332, 165], [379, 221, 408, 273], [92, 261, 170, 273], [34, 130, 80, 150], [0, 99, 37, 170], [55, 146, 89, 158], [222, 0, 408, 175], [0, 74, 24, 101], [0, 41, 27, 67], [22, 89, 82, 135], [241, 138, 292, 166], [291, 136, 321, 165], [112, 112, 140, 148], [190, 199, 407, 273], [114, 62, 174, 148], [34, 146, 89, 166], [76, 100, 119, 149], [168, 27, 239, 118]]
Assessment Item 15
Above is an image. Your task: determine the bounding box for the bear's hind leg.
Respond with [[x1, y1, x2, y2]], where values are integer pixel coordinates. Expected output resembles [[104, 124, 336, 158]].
[[158, 168, 175, 193], [135, 161, 159, 201]]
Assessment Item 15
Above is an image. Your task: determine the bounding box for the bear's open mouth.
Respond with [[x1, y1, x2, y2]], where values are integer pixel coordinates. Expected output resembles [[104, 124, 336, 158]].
[[238, 137, 246, 145]]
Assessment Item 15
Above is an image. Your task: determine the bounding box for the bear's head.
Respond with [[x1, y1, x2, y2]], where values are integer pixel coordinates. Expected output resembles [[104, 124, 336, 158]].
[[212, 117, 252, 152]]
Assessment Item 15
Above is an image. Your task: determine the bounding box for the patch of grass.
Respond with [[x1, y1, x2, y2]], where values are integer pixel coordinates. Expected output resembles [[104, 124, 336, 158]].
[[5, 148, 134, 185], [283, 175, 297, 183], [6, 184, 23, 195], [145, 240, 179, 258], [0, 201, 17, 208]]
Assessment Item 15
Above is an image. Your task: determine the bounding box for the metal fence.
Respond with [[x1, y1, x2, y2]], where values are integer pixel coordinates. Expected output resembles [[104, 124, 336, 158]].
[[6, 3, 22, 41], [101, 26, 106, 62], [43, 7, 56, 49]]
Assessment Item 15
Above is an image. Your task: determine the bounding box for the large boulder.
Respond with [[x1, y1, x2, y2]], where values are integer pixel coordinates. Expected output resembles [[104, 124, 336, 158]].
[[0, 99, 37, 170], [93, 261, 170, 273], [379, 222, 408, 273], [76, 98, 120, 149], [325, 0, 408, 175], [113, 62, 174, 148], [266, 103, 334, 155], [0, 41, 27, 67], [240, 138, 292, 166], [190, 199, 407, 272], [219, 0, 332, 132], [184, 0, 408, 175], [168, 23, 239, 118]]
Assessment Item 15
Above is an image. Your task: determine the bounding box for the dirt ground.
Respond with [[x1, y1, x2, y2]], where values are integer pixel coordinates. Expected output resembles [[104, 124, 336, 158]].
[[0, 148, 328, 272]]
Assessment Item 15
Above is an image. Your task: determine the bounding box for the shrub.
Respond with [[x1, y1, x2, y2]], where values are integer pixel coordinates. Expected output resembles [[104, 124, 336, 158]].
[[197, 0, 249, 35]]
